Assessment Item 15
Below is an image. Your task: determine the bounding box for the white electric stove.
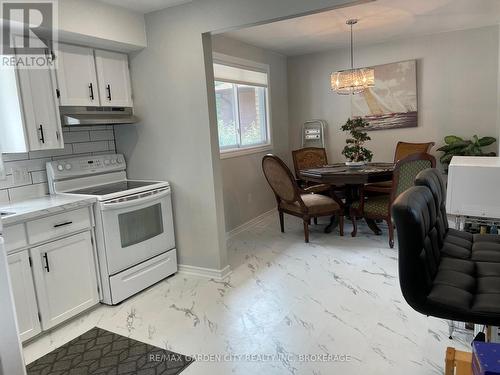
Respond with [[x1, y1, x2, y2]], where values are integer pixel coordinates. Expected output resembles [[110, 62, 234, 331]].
[[47, 154, 177, 305]]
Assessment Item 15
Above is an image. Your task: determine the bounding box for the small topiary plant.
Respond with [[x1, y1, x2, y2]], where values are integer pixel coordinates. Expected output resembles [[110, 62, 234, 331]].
[[341, 118, 373, 163]]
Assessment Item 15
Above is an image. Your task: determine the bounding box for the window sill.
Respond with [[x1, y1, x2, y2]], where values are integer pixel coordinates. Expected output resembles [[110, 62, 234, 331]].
[[220, 145, 273, 159]]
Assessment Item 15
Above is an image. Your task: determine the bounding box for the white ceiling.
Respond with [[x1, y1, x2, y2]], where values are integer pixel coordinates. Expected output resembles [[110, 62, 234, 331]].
[[98, 0, 192, 13], [224, 0, 500, 56]]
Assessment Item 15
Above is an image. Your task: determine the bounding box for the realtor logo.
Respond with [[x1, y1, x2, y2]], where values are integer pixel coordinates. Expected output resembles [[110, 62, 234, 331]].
[[1, 0, 57, 68]]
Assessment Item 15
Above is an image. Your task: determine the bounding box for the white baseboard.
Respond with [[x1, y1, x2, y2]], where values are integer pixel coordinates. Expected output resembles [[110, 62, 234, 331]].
[[177, 264, 232, 281], [226, 208, 276, 240], [177, 209, 275, 281]]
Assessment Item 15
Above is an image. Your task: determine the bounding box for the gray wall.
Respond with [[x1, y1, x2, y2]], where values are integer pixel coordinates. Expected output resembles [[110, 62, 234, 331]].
[[114, 0, 360, 271], [58, 0, 147, 50], [288, 26, 500, 164], [211, 35, 289, 233], [0, 126, 116, 203]]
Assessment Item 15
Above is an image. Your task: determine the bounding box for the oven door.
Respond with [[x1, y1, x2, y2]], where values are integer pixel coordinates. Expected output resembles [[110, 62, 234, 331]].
[[99, 187, 175, 275]]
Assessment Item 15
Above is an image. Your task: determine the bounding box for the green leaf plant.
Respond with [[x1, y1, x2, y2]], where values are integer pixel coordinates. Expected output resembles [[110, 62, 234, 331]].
[[437, 135, 497, 168], [341, 118, 374, 163]]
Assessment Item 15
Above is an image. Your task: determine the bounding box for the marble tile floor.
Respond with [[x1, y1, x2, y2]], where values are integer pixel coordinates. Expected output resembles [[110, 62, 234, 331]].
[[24, 213, 471, 375]]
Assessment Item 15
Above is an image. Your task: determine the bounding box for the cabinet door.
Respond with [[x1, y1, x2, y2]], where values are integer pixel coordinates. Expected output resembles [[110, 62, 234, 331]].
[[7, 251, 41, 342], [17, 61, 64, 150], [31, 231, 98, 330], [56, 44, 100, 106], [95, 49, 133, 107]]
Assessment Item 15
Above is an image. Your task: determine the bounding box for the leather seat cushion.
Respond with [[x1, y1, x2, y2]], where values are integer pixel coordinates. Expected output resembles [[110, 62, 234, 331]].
[[472, 239, 500, 262], [441, 241, 471, 259], [427, 258, 500, 314], [280, 193, 340, 215], [442, 230, 500, 262], [449, 228, 473, 241], [441, 228, 473, 259], [439, 257, 474, 274], [473, 262, 500, 313], [474, 234, 500, 243]]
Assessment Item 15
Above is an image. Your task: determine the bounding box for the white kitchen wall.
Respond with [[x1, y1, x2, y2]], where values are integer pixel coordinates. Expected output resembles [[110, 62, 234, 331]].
[[287, 26, 500, 164], [0, 126, 116, 203], [57, 0, 147, 51], [211, 35, 289, 233], [115, 0, 358, 272]]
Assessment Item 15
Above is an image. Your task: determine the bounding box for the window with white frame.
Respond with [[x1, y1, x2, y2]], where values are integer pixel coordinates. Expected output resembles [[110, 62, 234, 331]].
[[213, 60, 270, 154]]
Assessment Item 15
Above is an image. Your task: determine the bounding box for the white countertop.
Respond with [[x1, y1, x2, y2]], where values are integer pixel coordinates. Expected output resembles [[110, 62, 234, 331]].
[[0, 195, 96, 226]]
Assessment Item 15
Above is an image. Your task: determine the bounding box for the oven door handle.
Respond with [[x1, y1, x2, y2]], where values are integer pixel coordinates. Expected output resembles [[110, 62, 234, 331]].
[[100, 187, 170, 211]]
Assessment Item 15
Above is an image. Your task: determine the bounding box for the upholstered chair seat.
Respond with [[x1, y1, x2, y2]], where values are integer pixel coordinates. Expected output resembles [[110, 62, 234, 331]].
[[280, 194, 341, 216], [291, 147, 345, 219], [262, 154, 344, 243]]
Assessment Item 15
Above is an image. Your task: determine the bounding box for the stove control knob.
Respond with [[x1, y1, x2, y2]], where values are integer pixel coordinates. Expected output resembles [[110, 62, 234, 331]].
[[111, 159, 116, 164], [117, 157, 123, 164], [104, 159, 110, 165], [57, 164, 64, 171], [65, 163, 72, 170]]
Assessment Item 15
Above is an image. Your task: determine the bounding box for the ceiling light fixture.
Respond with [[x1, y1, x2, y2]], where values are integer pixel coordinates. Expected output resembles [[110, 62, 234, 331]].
[[331, 19, 374, 95]]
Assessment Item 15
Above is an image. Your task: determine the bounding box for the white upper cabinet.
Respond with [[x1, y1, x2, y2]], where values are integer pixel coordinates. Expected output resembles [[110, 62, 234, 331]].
[[0, 49, 64, 152], [94, 49, 133, 107], [55, 44, 100, 106], [55, 45, 133, 108], [17, 65, 64, 151]]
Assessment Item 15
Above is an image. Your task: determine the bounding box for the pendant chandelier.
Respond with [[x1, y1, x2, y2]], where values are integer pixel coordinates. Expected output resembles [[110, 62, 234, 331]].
[[331, 19, 374, 95]]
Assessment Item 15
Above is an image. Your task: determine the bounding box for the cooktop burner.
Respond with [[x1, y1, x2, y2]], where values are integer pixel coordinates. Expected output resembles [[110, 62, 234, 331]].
[[67, 181, 159, 196]]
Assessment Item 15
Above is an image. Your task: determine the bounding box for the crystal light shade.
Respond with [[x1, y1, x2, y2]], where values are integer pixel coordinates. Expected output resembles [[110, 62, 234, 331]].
[[331, 67, 375, 95]]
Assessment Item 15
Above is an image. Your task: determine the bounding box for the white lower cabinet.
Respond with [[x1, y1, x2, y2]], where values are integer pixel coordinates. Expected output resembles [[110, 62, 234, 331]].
[[7, 251, 41, 342], [30, 231, 98, 330]]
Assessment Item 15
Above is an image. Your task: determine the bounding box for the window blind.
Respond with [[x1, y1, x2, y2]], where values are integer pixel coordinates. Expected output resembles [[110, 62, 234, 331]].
[[213, 63, 268, 87]]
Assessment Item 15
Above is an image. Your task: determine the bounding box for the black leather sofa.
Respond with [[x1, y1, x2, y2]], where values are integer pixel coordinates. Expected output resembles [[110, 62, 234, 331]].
[[392, 168, 500, 325]]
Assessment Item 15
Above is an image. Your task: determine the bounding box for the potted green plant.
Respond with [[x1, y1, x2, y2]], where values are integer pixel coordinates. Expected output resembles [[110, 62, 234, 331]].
[[341, 118, 373, 167], [437, 135, 497, 171]]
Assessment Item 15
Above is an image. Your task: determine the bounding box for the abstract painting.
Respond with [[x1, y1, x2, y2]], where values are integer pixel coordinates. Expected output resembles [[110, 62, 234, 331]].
[[351, 60, 417, 131]]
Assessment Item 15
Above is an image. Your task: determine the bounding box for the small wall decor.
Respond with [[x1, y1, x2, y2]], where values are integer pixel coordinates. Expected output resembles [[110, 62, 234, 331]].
[[351, 60, 417, 131]]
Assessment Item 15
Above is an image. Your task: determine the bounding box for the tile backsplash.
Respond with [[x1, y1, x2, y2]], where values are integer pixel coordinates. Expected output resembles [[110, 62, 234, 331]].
[[0, 126, 116, 203]]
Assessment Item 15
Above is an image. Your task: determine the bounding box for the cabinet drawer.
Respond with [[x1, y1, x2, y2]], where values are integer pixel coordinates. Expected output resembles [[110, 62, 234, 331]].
[[109, 249, 177, 304], [27, 207, 91, 244], [4, 224, 27, 253]]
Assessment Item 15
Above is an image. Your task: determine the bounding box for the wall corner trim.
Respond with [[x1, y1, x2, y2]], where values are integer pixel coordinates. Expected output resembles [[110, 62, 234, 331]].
[[177, 264, 232, 281], [226, 208, 277, 240]]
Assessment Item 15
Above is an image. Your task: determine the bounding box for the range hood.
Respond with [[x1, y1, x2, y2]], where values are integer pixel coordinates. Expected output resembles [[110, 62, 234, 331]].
[[60, 106, 138, 126]]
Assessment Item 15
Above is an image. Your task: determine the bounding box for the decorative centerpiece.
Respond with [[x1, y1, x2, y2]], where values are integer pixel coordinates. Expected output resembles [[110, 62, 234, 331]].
[[341, 118, 373, 167]]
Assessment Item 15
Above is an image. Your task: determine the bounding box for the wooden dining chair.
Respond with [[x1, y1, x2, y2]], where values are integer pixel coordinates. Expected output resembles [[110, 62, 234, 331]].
[[394, 141, 435, 163], [262, 154, 344, 243], [292, 147, 328, 181], [350, 153, 436, 248], [292, 147, 332, 225], [365, 141, 435, 194]]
